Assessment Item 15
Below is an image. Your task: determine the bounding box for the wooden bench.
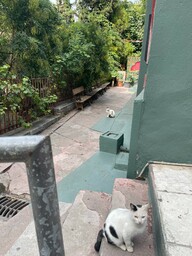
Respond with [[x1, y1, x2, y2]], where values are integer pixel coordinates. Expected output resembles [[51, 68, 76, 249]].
[[72, 82, 110, 110], [99, 82, 109, 93], [87, 87, 103, 100], [72, 86, 92, 110], [88, 82, 109, 98]]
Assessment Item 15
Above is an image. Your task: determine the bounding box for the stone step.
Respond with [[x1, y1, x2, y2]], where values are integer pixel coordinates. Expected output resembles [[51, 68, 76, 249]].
[[99, 178, 155, 256], [63, 190, 111, 256], [4, 190, 111, 256], [53, 100, 75, 116], [148, 163, 192, 256], [0, 204, 33, 256], [5, 202, 72, 256]]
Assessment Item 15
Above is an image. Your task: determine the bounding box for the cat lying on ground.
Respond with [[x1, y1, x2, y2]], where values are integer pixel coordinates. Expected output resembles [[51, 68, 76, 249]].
[[106, 107, 115, 118], [94, 203, 149, 253]]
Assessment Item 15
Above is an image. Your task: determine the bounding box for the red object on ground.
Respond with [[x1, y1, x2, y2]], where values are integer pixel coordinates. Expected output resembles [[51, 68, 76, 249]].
[[130, 61, 140, 71]]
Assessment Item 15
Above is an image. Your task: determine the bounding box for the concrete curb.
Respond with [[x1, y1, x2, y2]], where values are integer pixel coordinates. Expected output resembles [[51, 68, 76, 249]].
[[148, 163, 192, 256], [1, 101, 75, 137], [148, 166, 166, 256]]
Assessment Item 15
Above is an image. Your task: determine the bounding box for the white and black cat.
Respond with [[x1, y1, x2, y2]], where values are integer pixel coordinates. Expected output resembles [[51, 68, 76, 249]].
[[106, 107, 115, 118], [94, 203, 149, 253]]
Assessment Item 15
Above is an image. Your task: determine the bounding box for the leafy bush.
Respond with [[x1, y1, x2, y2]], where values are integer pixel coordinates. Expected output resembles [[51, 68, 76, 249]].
[[0, 65, 57, 126], [128, 75, 136, 86]]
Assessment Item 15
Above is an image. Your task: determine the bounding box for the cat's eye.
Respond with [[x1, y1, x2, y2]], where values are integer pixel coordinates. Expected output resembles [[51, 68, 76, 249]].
[[142, 216, 145, 219], [134, 216, 138, 218]]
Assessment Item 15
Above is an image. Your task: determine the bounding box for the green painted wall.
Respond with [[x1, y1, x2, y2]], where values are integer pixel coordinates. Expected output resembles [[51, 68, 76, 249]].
[[128, 0, 192, 177], [137, 0, 153, 95], [127, 90, 145, 178]]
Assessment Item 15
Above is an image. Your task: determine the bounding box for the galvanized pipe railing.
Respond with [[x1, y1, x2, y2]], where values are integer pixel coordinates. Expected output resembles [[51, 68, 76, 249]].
[[0, 136, 65, 256]]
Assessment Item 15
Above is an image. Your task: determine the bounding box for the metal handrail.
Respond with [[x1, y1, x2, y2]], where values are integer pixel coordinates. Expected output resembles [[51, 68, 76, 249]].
[[0, 136, 65, 256]]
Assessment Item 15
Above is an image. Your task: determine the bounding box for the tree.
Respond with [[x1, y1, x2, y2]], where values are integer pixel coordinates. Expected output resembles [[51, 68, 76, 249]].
[[52, 22, 95, 89], [56, 0, 75, 24], [76, 0, 120, 21], [0, 0, 62, 76], [126, 1, 146, 53], [0, 0, 146, 91], [0, 0, 146, 129]]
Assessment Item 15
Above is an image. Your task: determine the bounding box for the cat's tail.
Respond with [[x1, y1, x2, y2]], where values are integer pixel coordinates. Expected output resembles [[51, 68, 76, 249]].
[[94, 229, 104, 252]]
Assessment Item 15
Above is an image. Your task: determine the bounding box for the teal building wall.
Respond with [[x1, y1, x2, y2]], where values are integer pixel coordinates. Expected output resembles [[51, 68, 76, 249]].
[[128, 0, 192, 177], [137, 0, 153, 96]]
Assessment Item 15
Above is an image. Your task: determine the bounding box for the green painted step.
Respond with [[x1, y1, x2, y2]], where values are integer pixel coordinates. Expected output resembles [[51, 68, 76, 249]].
[[114, 152, 129, 171], [57, 152, 127, 203]]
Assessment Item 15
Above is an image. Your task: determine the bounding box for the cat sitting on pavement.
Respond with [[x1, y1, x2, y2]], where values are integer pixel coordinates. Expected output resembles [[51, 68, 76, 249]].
[[94, 203, 149, 253], [106, 107, 115, 118]]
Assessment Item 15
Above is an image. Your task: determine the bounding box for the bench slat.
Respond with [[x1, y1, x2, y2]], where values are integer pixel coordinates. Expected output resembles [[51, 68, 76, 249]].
[[76, 95, 91, 103], [72, 86, 84, 96], [72, 82, 110, 110]]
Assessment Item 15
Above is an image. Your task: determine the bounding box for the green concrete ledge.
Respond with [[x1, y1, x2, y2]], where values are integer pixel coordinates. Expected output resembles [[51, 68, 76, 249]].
[[127, 89, 145, 178], [99, 131, 124, 154], [114, 152, 129, 171]]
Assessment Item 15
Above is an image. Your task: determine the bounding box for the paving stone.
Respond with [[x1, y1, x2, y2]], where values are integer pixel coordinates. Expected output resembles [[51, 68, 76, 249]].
[[100, 178, 155, 256], [7, 162, 29, 195], [111, 178, 149, 209], [0, 204, 33, 256], [167, 244, 192, 256], [0, 163, 13, 173], [0, 172, 10, 193], [63, 190, 111, 256], [149, 163, 192, 256], [4, 202, 71, 256]]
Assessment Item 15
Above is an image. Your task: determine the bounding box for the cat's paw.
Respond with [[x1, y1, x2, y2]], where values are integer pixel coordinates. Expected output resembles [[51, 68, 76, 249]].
[[127, 246, 134, 253], [119, 244, 126, 251]]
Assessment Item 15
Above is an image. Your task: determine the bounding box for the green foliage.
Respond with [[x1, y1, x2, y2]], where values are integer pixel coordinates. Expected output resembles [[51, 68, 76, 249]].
[[0, 0, 145, 81], [126, 1, 146, 53], [0, 0, 146, 118], [56, 0, 75, 24], [77, 0, 117, 16], [52, 14, 125, 90], [0, 0, 62, 76], [109, 0, 130, 35], [128, 74, 136, 86], [0, 64, 57, 125], [52, 23, 95, 89]]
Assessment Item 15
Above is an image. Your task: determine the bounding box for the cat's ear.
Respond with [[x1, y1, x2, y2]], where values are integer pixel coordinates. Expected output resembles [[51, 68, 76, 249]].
[[130, 203, 137, 212], [143, 204, 150, 210]]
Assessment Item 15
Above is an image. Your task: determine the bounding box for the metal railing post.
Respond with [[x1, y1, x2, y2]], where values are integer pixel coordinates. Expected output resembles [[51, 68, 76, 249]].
[[0, 136, 65, 256]]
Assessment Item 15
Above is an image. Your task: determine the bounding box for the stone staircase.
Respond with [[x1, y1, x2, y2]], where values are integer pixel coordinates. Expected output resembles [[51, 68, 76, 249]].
[[62, 190, 111, 256], [3, 178, 155, 256], [99, 178, 154, 256]]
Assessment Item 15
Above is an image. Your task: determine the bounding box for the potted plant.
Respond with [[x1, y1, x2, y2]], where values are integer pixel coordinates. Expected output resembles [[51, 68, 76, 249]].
[[117, 71, 125, 87], [129, 75, 136, 87]]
